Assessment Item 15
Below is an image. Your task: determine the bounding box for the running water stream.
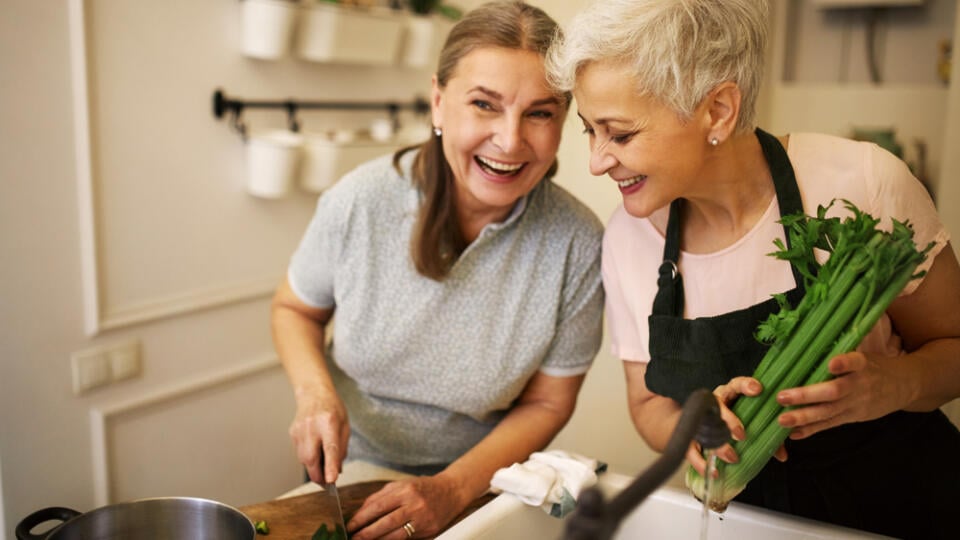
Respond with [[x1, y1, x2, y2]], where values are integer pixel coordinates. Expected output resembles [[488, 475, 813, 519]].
[[700, 450, 721, 540]]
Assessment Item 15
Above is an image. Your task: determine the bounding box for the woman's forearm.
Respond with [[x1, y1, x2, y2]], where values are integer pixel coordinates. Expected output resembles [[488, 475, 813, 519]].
[[623, 361, 683, 453], [897, 337, 960, 412], [627, 393, 682, 453]]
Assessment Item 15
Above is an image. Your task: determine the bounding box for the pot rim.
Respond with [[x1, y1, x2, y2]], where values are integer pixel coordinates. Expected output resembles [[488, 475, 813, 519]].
[[16, 496, 255, 540]]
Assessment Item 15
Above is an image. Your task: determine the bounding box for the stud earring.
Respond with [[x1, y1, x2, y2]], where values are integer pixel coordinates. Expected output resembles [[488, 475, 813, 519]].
[[709, 137, 719, 146], [434, 127, 442, 137]]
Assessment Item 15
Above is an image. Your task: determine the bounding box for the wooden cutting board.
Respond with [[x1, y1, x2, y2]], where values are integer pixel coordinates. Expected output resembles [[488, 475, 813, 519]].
[[239, 481, 495, 540]]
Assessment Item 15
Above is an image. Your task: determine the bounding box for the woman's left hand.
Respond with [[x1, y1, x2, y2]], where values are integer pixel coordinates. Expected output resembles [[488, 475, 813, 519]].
[[346, 475, 464, 540], [775, 351, 911, 439]]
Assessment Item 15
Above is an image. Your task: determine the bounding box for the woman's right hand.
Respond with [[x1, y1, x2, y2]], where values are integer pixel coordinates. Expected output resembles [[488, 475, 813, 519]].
[[290, 388, 350, 484], [686, 376, 787, 476]]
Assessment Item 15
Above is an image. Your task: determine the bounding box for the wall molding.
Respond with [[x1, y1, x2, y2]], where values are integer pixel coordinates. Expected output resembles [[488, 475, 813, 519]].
[[68, 0, 101, 337], [68, 0, 277, 337], [90, 354, 281, 506], [97, 277, 281, 333]]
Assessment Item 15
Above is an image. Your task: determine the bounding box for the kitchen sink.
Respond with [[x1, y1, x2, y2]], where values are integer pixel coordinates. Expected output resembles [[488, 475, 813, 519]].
[[438, 471, 891, 539]]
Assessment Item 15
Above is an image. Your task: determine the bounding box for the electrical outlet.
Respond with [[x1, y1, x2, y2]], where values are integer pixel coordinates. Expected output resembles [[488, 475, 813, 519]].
[[71, 349, 112, 394], [71, 339, 142, 395], [108, 341, 141, 381]]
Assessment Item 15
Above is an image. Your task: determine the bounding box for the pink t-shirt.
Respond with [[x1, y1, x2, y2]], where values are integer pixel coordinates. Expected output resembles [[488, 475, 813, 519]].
[[603, 132, 948, 363]]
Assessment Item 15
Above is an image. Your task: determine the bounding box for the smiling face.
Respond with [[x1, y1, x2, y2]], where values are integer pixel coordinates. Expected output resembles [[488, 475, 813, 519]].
[[432, 47, 565, 230], [574, 61, 713, 219]]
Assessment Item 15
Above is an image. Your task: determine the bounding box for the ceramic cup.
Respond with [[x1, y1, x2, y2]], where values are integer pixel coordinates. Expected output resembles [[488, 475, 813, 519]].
[[401, 15, 436, 68], [300, 132, 395, 194], [241, 0, 300, 60], [246, 130, 303, 198], [297, 3, 404, 65], [299, 133, 340, 194]]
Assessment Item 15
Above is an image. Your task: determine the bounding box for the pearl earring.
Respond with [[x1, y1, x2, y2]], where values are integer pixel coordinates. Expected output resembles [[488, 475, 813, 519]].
[[434, 127, 442, 137], [709, 137, 719, 146]]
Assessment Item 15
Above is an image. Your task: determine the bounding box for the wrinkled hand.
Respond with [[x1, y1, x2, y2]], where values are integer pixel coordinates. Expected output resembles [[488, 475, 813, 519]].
[[289, 389, 349, 484], [347, 475, 464, 540], [776, 351, 909, 439], [687, 376, 787, 476]]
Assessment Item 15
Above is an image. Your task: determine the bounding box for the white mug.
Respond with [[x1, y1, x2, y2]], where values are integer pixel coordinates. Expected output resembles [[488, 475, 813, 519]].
[[246, 130, 303, 198]]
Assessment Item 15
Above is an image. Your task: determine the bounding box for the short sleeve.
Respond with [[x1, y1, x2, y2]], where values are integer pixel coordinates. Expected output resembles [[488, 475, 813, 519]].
[[865, 143, 949, 295], [538, 222, 605, 377], [602, 222, 650, 363], [287, 190, 347, 309]]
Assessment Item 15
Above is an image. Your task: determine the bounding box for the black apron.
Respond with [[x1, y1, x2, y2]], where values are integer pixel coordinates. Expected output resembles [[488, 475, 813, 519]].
[[646, 128, 960, 540]]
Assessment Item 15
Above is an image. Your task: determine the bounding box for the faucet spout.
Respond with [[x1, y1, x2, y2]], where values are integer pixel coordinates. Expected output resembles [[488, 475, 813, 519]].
[[563, 388, 729, 540]]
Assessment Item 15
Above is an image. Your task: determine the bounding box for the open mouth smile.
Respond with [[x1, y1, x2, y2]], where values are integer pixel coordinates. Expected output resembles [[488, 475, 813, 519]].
[[616, 175, 646, 189], [475, 155, 526, 177]]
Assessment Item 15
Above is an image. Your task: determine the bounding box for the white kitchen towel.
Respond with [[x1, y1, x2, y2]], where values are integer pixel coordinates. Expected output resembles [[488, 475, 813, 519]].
[[490, 450, 607, 517]]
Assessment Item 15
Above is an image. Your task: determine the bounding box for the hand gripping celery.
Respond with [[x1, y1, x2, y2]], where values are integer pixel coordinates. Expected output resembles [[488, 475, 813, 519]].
[[686, 199, 933, 512]]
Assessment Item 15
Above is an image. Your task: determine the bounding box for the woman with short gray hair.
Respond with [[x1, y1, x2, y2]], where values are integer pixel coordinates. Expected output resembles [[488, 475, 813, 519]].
[[548, 1, 960, 537]]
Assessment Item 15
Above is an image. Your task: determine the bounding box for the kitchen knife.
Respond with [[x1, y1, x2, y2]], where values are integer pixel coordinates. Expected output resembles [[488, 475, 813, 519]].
[[317, 446, 347, 539]]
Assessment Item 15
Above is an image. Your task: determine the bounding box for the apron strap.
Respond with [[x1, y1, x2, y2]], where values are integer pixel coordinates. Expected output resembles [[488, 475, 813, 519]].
[[652, 199, 684, 317], [755, 128, 806, 289]]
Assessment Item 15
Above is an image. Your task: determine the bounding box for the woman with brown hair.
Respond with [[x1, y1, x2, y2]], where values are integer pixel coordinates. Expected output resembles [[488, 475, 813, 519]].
[[270, 2, 604, 538]]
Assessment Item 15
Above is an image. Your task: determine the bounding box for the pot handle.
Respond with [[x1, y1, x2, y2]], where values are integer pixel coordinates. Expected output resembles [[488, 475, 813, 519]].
[[15, 507, 81, 540]]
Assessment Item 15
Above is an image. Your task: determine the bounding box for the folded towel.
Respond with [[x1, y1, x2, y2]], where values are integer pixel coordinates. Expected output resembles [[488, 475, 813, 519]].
[[490, 450, 607, 517]]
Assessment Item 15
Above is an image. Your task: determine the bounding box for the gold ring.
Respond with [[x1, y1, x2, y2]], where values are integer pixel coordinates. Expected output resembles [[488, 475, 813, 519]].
[[402, 521, 415, 538]]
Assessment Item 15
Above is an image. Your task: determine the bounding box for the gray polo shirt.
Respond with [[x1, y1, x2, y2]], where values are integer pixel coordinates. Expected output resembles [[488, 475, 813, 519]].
[[287, 151, 604, 469]]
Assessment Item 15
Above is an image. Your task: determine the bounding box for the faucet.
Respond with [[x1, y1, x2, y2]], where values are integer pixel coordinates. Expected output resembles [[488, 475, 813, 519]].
[[563, 388, 729, 540]]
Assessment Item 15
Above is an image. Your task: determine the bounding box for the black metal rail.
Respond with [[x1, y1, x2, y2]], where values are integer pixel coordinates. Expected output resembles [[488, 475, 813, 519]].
[[212, 88, 430, 138]]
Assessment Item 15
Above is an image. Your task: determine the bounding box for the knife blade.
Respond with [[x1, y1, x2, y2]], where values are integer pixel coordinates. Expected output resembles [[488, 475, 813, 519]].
[[323, 481, 348, 538]]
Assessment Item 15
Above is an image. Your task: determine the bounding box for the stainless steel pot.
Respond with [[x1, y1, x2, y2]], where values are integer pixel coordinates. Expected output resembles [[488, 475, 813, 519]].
[[16, 496, 256, 540]]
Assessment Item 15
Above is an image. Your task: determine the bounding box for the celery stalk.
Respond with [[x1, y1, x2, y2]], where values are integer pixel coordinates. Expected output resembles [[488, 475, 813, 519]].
[[685, 200, 930, 512]]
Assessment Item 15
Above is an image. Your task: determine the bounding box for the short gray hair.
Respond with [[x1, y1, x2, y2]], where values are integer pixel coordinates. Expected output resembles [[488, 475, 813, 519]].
[[546, 0, 768, 133]]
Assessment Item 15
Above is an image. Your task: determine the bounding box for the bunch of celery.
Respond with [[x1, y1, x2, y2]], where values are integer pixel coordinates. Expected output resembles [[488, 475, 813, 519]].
[[685, 199, 933, 512]]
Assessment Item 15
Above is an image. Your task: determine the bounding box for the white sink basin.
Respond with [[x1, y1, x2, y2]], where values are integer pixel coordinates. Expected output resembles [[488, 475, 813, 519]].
[[439, 472, 890, 539]]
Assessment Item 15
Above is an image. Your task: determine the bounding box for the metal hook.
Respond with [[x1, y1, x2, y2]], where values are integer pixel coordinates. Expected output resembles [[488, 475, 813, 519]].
[[387, 103, 400, 133], [285, 101, 300, 133], [230, 106, 248, 142], [413, 96, 430, 116]]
